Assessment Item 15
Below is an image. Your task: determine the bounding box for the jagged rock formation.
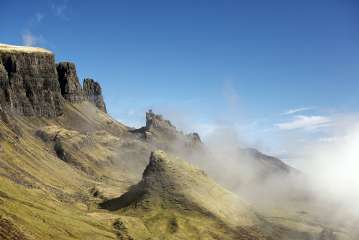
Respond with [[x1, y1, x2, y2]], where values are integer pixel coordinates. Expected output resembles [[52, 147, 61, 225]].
[[83, 78, 107, 112], [0, 44, 108, 117], [56, 62, 84, 102], [0, 44, 64, 117], [133, 110, 202, 152], [145, 109, 176, 131]]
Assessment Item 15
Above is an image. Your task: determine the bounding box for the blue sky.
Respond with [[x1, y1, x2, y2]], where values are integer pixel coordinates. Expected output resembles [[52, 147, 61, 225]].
[[1, 0, 359, 163]]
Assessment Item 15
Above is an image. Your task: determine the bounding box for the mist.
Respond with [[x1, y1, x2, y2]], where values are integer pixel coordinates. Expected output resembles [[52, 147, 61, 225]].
[[294, 119, 359, 215], [154, 105, 359, 230]]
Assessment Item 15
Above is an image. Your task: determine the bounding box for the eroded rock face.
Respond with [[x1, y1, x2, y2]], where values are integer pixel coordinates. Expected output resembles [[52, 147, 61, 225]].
[[145, 109, 176, 131], [0, 45, 110, 118], [56, 62, 84, 102], [0, 48, 64, 117], [83, 78, 107, 112]]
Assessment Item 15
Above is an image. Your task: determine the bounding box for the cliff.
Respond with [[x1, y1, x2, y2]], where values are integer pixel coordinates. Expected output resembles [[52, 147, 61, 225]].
[[57, 62, 84, 102], [0, 44, 107, 117], [83, 78, 107, 113], [0, 44, 64, 117]]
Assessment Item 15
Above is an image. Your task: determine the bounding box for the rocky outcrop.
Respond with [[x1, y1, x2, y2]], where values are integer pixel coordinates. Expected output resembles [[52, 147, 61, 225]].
[[129, 110, 203, 164], [56, 62, 84, 102], [145, 109, 175, 131], [0, 44, 109, 118], [187, 132, 202, 145], [83, 78, 107, 112], [56, 63, 108, 111], [0, 44, 64, 117]]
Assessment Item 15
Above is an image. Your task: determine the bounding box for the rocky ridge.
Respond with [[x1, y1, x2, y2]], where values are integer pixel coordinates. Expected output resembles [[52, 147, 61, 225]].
[[100, 150, 267, 239], [0, 44, 356, 240], [0, 44, 107, 117], [0, 44, 63, 117], [133, 109, 202, 150]]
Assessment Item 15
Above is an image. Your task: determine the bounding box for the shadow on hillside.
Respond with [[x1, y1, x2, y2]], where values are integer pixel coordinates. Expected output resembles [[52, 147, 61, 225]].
[[99, 183, 146, 211]]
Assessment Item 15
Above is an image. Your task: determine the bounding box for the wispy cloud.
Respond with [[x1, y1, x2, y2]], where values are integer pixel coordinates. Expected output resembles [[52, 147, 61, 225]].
[[51, 0, 69, 20], [281, 107, 313, 115], [276, 115, 331, 130], [318, 137, 338, 143], [35, 13, 44, 22], [21, 31, 41, 46]]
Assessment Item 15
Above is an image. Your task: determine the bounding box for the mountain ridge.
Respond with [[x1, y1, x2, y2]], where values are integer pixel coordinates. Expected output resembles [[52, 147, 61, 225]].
[[0, 44, 355, 240]]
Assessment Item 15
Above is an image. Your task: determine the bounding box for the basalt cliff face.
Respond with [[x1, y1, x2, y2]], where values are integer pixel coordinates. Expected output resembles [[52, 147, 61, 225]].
[[0, 45, 63, 117], [56, 62, 84, 103], [83, 78, 107, 113], [0, 44, 106, 117]]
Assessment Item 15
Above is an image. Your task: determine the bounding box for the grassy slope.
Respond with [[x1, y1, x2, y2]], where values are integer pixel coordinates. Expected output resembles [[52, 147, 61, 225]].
[[0, 101, 357, 239], [0, 102, 135, 239], [101, 150, 269, 240]]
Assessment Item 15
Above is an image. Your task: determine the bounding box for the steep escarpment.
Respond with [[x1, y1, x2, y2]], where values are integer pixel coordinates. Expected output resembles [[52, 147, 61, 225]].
[[56, 63, 107, 112], [0, 44, 64, 117], [0, 44, 108, 118], [83, 78, 107, 113], [56, 62, 84, 102]]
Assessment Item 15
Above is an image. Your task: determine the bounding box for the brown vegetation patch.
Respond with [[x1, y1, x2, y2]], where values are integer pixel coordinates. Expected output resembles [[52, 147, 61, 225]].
[[0, 217, 28, 240]]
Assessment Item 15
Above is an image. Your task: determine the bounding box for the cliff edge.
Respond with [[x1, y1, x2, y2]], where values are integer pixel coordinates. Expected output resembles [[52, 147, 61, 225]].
[[0, 44, 107, 117]]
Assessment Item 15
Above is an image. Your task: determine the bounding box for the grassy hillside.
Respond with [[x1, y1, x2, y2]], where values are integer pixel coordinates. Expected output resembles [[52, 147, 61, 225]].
[[100, 150, 267, 240], [0, 101, 357, 239], [0, 102, 142, 239]]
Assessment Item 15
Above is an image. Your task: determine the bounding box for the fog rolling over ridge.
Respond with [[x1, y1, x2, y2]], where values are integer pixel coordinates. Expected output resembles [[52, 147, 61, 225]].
[[1, 0, 359, 238], [0, 44, 358, 239], [150, 106, 359, 227]]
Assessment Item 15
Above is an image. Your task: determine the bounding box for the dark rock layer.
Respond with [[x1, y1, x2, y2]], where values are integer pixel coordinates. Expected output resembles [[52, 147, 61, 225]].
[[56, 62, 84, 102], [0, 50, 64, 117], [0, 45, 109, 117], [83, 78, 107, 113]]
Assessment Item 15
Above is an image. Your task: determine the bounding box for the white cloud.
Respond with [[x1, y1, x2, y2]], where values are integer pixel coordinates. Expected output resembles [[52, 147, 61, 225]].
[[276, 115, 331, 130], [281, 107, 313, 115]]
